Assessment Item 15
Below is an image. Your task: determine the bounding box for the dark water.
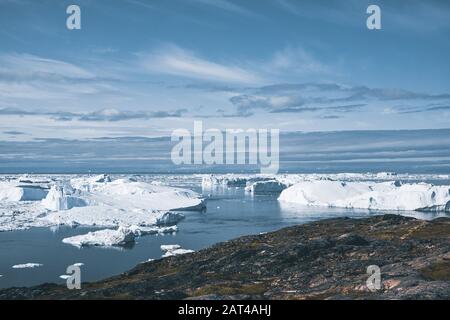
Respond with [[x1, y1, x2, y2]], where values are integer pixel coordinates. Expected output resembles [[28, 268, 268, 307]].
[[0, 184, 448, 289]]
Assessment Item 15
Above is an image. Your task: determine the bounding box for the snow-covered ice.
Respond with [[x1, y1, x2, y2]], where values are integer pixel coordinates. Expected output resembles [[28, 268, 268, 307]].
[[42, 186, 87, 211], [0, 174, 204, 232], [12, 263, 43, 269], [160, 244, 194, 257], [62, 227, 136, 247], [0, 182, 48, 202], [278, 180, 450, 211], [62, 225, 178, 247], [202, 175, 249, 188]]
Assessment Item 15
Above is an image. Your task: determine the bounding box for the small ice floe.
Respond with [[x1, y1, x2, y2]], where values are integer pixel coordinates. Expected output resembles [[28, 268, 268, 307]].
[[62, 225, 178, 248], [160, 244, 194, 258], [12, 263, 43, 269], [62, 227, 135, 247], [59, 275, 71, 280], [73, 262, 84, 267]]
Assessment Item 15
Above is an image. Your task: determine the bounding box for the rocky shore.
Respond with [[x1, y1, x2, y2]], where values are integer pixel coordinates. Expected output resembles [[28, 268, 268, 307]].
[[1, 214, 449, 300]]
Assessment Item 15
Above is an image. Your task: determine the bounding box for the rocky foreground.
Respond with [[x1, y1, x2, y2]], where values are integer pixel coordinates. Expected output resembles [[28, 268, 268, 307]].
[[1, 214, 449, 300]]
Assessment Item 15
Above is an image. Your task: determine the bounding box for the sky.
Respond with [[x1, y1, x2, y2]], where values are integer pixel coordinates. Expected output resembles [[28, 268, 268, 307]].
[[0, 0, 449, 142], [0, 0, 450, 173]]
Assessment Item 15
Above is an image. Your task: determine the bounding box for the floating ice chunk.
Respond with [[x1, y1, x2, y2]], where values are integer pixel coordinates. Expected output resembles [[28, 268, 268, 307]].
[[0, 182, 48, 202], [12, 263, 43, 269], [73, 262, 84, 267], [42, 186, 87, 211], [245, 180, 287, 194], [128, 225, 178, 236], [62, 225, 178, 248], [160, 244, 194, 257], [62, 227, 135, 247], [278, 180, 450, 211], [44, 207, 184, 229], [90, 180, 205, 211], [59, 275, 70, 280]]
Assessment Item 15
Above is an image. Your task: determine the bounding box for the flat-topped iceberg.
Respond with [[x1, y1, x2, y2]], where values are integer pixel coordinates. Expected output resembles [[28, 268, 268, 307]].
[[245, 180, 287, 194], [62, 227, 135, 247], [62, 225, 178, 248], [0, 182, 48, 202], [69, 177, 205, 211], [278, 180, 450, 211]]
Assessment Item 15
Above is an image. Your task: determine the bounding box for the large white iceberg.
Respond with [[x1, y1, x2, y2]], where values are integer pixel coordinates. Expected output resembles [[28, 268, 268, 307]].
[[278, 180, 450, 211], [0, 174, 205, 233], [0, 182, 48, 202], [42, 186, 87, 211], [39, 176, 204, 228]]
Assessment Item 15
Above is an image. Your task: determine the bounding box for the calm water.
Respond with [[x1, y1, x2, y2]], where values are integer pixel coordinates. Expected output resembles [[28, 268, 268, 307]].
[[0, 177, 448, 289]]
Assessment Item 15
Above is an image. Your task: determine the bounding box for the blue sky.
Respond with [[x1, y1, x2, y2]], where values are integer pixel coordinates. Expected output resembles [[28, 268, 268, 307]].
[[0, 0, 450, 142]]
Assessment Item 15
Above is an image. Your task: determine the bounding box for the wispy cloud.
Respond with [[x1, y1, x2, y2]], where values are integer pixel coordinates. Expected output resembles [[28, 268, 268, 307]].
[[0, 53, 94, 81], [269, 46, 331, 75], [139, 45, 262, 84], [78, 108, 187, 121], [0, 107, 187, 122], [189, 0, 259, 18], [227, 83, 450, 116]]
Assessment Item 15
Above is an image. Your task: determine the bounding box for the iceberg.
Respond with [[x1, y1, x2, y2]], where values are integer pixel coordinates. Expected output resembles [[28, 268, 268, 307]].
[[0, 182, 48, 202], [12, 263, 43, 269], [62, 225, 178, 247], [42, 186, 87, 211], [44, 206, 185, 229], [245, 180, 287, 194], [0, 174, 204, 233], [40, 177, 204, 228], [62, 227, 136, 247], [278, 180, 450, 211]]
